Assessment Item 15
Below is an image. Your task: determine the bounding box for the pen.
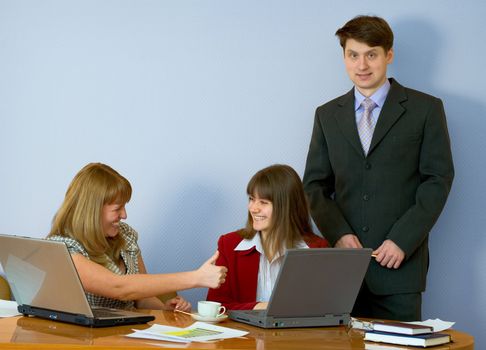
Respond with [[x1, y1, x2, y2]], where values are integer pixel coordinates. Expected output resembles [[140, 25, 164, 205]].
[[174, 309, 195, 317]]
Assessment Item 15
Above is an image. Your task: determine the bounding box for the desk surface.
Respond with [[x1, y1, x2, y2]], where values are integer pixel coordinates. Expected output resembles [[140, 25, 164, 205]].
[[0, 310, 474, 350]]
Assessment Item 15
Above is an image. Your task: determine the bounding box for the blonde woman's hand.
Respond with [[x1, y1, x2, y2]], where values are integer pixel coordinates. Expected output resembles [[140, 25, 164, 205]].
[[197, 251, 228, 289], [164, 296, 192, 312]]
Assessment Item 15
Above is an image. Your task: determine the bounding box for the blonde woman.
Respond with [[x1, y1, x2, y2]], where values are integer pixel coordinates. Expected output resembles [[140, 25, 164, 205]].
[[48, 163, 226, 312], [206, 164, 329, 310]]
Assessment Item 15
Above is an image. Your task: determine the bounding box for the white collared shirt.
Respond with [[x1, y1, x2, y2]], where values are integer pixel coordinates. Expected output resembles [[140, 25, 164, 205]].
[[235, 233, 309, 302]]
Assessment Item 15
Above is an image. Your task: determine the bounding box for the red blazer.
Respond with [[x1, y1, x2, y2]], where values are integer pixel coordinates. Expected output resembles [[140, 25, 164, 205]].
[[206, 231, 329, 310]]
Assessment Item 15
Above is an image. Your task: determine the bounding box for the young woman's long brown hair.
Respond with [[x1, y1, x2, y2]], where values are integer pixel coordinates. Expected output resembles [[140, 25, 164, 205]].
[[48, 163, 132, 266], [239, 164, 314, 260]]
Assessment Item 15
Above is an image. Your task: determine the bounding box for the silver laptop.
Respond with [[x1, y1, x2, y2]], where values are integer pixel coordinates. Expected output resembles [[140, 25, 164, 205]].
[[0, 234, 155, 327], [229, 248, 372, 328]]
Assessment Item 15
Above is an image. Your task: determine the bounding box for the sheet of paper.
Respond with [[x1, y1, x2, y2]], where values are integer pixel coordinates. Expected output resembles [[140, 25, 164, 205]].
[[350, 317, 455, 332], [406, 318, 455, 332], [126, 321, 248, 343], [127, 331, 190, 343], [0, 299, 21, 317], [140, 341, 191, 348]]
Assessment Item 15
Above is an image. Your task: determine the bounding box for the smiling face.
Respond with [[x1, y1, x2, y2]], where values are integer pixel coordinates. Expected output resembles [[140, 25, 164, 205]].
[[101, 203, 127, 238], [344, 38, 393, 97], [248, 194, 273, 237]]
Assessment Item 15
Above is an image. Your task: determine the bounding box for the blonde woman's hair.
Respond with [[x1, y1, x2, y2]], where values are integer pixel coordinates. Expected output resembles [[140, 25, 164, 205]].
[[239, 164, 313, 259], [48, 163, 132, 266]]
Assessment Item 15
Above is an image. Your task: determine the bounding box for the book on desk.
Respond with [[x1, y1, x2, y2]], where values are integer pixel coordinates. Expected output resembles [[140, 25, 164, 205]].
[[371, 321, 433, 335], [364, 330, 451, 347], [364, 341, 452, 350]]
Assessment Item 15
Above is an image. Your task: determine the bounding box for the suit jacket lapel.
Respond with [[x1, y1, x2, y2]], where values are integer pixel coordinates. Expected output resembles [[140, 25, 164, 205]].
[[335, 88, 365, 157], [368, 79, 407, 155]]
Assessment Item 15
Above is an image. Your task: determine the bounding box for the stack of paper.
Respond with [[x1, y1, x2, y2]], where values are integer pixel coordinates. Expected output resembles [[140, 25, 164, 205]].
[[0, 299, 21, 318], [126, 321, 248, 343]]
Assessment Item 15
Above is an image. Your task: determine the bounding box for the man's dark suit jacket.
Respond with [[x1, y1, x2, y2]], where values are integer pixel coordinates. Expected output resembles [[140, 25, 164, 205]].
[[303, 78, 454, 295]]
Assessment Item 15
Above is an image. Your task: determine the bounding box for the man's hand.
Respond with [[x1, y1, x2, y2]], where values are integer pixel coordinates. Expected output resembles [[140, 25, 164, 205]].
[[335, 234, 363, 248], [373, 239, 405, 269]]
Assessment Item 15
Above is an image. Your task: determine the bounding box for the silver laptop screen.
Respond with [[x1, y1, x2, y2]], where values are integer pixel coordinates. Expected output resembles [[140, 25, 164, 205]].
[[0, 234, 94, 317], [266, 248, 371, 317]]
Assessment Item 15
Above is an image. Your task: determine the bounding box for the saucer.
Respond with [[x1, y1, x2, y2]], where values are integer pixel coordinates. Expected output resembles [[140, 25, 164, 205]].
[[190, 313, 228, 323]]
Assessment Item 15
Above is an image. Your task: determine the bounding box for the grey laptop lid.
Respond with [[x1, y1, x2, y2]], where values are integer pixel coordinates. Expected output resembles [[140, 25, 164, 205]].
[[266, 248, 371, 317], [229, 248, 372, 328], [0, 234, 154, 326]]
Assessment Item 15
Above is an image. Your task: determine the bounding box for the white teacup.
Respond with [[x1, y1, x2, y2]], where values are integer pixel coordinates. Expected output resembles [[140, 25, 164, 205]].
[[198, 301, 226, 318]]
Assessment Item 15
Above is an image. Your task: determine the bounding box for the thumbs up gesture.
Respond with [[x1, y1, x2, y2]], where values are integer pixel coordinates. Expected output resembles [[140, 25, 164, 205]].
[[197, 251, 227, 289]]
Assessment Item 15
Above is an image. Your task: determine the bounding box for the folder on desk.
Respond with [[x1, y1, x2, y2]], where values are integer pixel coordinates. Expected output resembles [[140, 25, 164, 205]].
[[229, 248, 371, 328], [0, 234, 155, 327]]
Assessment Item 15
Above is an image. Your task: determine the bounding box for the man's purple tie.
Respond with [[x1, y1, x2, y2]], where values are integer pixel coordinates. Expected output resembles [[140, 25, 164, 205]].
[[358, 98, 377, 156]]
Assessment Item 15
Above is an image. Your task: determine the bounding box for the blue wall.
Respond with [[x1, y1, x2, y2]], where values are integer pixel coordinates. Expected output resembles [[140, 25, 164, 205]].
[[1, 1, 484, 347]]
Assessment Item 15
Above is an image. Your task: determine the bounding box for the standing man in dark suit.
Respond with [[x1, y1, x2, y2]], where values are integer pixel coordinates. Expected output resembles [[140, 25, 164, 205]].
[[303, 15, 454, 321]]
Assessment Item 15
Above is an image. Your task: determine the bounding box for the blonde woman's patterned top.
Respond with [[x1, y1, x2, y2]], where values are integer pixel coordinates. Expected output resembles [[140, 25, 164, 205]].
[[48, 222, 140, 310]]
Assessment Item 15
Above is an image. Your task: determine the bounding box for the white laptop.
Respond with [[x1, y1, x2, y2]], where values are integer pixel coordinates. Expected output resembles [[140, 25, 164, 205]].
[[0, 234, 155, 327], [229, 248, 372, 328]]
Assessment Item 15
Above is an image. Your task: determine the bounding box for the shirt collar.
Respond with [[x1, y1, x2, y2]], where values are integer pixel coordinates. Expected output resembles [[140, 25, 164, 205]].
[[295, 240, 309, 249], [234, 233, 309, 254], [235, 233, 264, 254], [354, 78, 391, 111]]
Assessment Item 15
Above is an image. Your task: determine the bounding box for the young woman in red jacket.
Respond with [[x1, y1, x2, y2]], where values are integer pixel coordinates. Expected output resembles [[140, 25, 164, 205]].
[[207, 164, 329, 310]]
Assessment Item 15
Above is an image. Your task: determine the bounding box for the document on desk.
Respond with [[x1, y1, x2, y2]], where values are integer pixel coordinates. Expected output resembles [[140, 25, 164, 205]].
[[351, 318, 454, 332], [0, 299, 21, 317], [407, 318, 455, 332], [126, 321, 248, 343]]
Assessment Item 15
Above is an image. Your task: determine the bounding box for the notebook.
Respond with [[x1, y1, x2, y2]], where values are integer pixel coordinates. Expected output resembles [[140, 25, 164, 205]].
[[0, 234, 155, 327], [229, 248, 372, 328], [364, 330, 451, 347]]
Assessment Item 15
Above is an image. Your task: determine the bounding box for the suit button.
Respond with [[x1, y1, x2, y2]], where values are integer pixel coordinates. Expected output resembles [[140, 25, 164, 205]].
[[363, 194, 369, 201], [365, 163, 371, 170], [362, 226, 369, 232]]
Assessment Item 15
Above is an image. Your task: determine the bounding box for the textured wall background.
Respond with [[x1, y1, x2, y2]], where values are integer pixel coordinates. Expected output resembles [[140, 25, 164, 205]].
[[1, 1, 484, 347]]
